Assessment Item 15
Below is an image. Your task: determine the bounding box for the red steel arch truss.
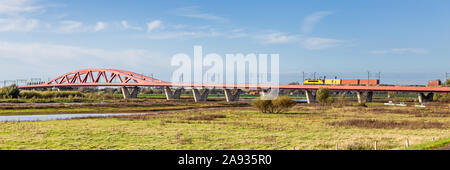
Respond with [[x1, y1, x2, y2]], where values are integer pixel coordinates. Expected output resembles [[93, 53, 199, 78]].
[[41, 69, 167, 87]]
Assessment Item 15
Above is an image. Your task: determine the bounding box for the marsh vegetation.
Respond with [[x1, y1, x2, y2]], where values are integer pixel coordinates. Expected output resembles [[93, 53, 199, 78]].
[[0, 100, 448, 150]]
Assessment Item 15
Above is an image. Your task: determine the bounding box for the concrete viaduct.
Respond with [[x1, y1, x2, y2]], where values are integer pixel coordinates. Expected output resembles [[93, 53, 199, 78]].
[[18, 68, 450, 104]]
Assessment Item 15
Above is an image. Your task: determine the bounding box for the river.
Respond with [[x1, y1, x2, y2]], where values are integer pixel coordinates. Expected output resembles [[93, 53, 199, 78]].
[[0, 113, 147, 122]]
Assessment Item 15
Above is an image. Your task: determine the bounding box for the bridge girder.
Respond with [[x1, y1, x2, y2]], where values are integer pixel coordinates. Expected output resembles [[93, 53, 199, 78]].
[[17, 68, 450, 94]]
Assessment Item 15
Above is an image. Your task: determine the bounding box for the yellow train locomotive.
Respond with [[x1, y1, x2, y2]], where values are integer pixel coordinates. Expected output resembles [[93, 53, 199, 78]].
[[304, 79, 341, 85], [303, 79, 324, 85]]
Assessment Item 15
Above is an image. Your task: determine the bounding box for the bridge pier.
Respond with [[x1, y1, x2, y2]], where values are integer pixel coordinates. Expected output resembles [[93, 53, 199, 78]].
[[164, 87, 184, 100], [418, 92, 434, 103], [356, 91, 373, 103], [121, 86, 139, 99], [224, 89, 241, 102], [367, 91, 373, 102], [192, 89, 209, 102], [356, 91, 363, 103], [304, 90, 316, 104]]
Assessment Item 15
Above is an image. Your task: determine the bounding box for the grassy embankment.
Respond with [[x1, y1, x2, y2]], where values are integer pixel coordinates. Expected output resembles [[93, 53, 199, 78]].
[[401, 137, 450, 150], [0, 103, 448, 150]]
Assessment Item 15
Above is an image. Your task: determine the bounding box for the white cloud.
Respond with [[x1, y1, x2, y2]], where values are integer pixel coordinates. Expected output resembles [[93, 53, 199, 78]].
[[0, 41, 166, 71], [302, 11, 333, 33], [301, 37, 344, 50], [0, 0, 42, 32], [255, 32, 345, 50], [258, 32, 299, 44], [54, 20, 111, 33], [182, 13, 226, 22], [145, 26, 250, 40], [170, 24, 187, 29], [174, 6, 227, 22], [121, 20, 142, 31], [147, 30, 220, 40], [94, 21, 106, 32], [371, 48, 428, 55], [0, 17, 38, 32], [56, 20, 83, 33], [228, 28, 248, 39], [0, 0, 43, 16], [146, 20, 161, 32]]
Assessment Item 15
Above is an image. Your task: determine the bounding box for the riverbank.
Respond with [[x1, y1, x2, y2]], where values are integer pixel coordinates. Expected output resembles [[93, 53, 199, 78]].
[[0, 100, 249, 116]]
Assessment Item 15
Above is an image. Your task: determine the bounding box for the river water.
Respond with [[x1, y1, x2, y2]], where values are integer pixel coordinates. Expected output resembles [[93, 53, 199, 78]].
[[0, 98, 307, 122], [239, 98, 308, 103], [0, 113, 146, 122]]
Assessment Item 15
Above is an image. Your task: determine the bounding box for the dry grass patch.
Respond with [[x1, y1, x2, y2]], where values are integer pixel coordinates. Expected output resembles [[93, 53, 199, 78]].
[[185, 114, 226, 121], [329, 119, 447, 129], [331, 106, 450, 117], [345, 142, 373, 150], [173, 132, 193, 145]]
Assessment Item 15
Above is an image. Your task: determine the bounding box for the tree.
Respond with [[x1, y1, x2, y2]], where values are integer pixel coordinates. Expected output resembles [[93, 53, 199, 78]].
[[141, 88, 154, 94], [316, 87, 333, 104]]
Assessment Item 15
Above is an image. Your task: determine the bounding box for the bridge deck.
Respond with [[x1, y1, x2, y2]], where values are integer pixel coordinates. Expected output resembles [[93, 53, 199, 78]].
[[19, 83, 450, 93], [17, 69, 450, 93]]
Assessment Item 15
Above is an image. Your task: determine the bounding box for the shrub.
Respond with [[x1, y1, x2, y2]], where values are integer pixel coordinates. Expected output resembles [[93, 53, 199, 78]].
[[19, 90, 84, 99], [78, 87, 98, 93], [251, 96, 296, 114], [20, 90, 42, 98], [141, 88, 154, 94], [251, 99, 273, 113], [272, 96, 297, 113], [387, 92, 395, 99], [0, 85, 20, 99], [434, 93, 450, 102], [337, 94, 346, 105], [85, 92, 111, 99], [316, 87, 334, 104], [388, 92, 399, 102], [326, 97, 335, 103]]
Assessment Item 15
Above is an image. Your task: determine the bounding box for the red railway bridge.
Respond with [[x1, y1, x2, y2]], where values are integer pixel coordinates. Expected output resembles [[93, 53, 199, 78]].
[[18, 68, 450, 103]]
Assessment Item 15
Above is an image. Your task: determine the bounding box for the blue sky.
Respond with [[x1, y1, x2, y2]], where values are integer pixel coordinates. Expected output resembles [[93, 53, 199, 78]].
[[0, 0, 449, 85]]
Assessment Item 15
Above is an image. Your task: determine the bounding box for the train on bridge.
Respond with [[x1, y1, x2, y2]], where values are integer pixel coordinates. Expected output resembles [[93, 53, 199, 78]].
[[303, 79, 380, 86]]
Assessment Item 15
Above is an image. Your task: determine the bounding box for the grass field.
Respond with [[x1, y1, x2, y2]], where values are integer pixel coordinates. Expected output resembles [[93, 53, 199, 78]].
[[402, 137, 450, 150], [0, 103, 448, 150]]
